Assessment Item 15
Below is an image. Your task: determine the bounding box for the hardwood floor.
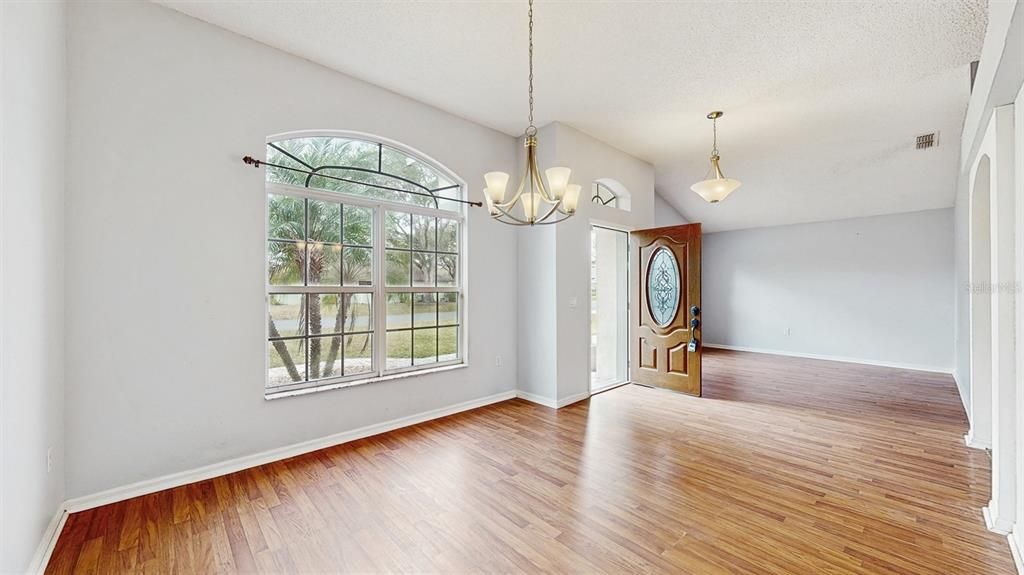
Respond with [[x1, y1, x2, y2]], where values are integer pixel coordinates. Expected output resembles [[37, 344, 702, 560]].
[[47, 349, 1015, 574]]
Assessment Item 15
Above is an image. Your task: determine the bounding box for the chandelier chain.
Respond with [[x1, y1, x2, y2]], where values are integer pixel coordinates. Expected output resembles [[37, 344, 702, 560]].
[[526, 0, 535, 136]]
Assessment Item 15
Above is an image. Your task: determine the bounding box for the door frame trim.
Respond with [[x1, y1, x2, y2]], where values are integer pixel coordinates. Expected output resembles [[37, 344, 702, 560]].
[[589, 223, 631, 392]]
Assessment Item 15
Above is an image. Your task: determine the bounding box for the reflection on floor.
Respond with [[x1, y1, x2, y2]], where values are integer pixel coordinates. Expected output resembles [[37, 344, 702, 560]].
[[46, 349, 1013, 574]]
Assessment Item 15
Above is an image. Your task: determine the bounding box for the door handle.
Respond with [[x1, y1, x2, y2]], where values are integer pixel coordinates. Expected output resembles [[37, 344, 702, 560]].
[[688, 317, 699, 352]]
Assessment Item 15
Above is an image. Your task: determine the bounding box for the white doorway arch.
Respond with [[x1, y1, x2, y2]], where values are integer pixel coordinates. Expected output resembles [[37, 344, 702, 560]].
[[986, 105, 1017, 534], [968, 105, 1017, 535]]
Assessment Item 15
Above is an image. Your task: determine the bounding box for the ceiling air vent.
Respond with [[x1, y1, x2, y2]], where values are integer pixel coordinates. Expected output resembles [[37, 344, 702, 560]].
[[916, 132, 938, 150]]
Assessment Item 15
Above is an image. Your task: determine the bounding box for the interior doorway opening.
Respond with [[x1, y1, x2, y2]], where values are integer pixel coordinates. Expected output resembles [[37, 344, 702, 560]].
[[968, 153, 992, 450], [591, 225, 629, 392]]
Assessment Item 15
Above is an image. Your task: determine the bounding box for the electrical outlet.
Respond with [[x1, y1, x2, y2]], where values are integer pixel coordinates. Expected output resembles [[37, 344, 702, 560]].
[[47, 447, 53, 473], [495, 355, 503, 367]]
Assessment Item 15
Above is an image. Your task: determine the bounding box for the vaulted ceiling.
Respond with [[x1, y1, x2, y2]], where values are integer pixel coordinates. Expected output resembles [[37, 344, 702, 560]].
[[158, 0, 988, 232]]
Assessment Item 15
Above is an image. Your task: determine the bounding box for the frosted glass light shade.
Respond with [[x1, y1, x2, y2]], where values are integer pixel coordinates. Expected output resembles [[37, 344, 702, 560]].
[[483, 193, 500, 216], [690, 177, 742, 203], [545, 167, 571, 199], [691, 155, 741, 203], [484, 171, 509, 204], [521, 192, 540, 222], [562, 184, 582, 214]]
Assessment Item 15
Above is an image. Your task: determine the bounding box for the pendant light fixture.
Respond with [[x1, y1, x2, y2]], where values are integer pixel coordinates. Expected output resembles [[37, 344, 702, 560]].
[[482, 0, 580, 226], [691, 111, 742, 203]]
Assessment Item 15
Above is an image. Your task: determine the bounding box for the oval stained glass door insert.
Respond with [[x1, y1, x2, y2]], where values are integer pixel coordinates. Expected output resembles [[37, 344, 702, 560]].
[[647, 247, 680, 327]]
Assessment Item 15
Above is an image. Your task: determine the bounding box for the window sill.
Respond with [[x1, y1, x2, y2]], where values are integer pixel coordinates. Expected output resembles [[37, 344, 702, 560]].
[[265, 361, 468, 401]]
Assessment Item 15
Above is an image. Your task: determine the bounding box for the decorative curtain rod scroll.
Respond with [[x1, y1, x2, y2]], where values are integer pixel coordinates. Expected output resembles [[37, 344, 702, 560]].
[[241, 155, 482, 208]]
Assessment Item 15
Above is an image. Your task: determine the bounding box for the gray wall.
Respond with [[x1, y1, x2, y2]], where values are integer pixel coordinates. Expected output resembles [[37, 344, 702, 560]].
[[702, 209, 955, 371], [517, 124, 657, 405], [654, 193, 687, 227], [0, 1, 66, 571], [65, 1, 518, 499]]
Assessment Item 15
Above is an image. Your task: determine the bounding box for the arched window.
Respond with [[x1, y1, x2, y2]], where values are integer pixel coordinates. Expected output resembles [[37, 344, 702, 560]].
[[265, 135, 463, 211], [265, 133, 464, 395], [591, 179, 631, 211]]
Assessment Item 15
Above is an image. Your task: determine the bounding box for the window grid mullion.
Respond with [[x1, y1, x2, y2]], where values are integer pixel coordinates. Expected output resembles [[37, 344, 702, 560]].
[[375, 205, 386, 378], [303, 198, 310, 288], [407, 213, 413, 289], [381, 286, 458, 293], [339, 204, 348, 376], [269, 326, 373, 343], [303, 288, 309, 383], [340, 296, 346, 377], [305, 198, 311, 383], [339, 199, 345, 289], [268, 334, 307, 343], [434, 216, 439, 290], [407, 213, 414, 369], [407, 323, 413, 365], [269, 286, 375, 294]]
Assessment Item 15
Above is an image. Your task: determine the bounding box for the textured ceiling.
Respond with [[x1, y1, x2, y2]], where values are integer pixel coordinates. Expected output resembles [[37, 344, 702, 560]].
[[156, 0, 988, 231]]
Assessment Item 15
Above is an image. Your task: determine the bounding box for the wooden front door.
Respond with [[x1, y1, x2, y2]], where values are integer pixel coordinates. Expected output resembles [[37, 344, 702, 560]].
[[629, 223, 702, 395]]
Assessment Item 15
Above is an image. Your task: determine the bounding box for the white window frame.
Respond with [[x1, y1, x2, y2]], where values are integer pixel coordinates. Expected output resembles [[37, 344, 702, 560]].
[[591, 180, 632, 212], [264, 137, 467, 399]]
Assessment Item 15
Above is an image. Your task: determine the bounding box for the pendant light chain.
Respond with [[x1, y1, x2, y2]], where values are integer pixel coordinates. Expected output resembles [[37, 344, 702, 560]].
[[526, 0, 536, 136], [711, 115, 719, 158]]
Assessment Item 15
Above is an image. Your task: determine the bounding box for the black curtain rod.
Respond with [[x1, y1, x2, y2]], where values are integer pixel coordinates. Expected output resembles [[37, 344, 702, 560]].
[[241, 156, 482, 208]]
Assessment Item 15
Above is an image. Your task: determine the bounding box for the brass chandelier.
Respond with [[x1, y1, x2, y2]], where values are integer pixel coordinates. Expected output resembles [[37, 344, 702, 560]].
[[483, 0, 580, 226]]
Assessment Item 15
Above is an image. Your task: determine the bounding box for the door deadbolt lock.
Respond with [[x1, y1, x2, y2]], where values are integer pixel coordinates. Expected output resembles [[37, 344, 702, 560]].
[[690, 305, 700, 316]]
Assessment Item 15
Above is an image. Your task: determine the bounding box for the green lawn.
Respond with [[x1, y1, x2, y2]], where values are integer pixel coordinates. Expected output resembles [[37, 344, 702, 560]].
[[268, 320, 457, 370], [268, 300, 457, 330], [385, 325, 458, 360]]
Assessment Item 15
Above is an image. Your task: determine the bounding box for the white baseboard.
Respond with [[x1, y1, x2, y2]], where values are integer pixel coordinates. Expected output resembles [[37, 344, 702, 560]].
[[1010, 528, 1024, 574], [704, 343, 953, 374], [953, 371, 970, 420], [591, 381, 630, 395], [516, 390, 591, 408], [965, 429, 992, 450], [27, 505, 68, 574], [556, 391, 591, 408], [64, 390, 517, 513], [984, 504, 1014, 535], [515, 390, 557, 408]]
